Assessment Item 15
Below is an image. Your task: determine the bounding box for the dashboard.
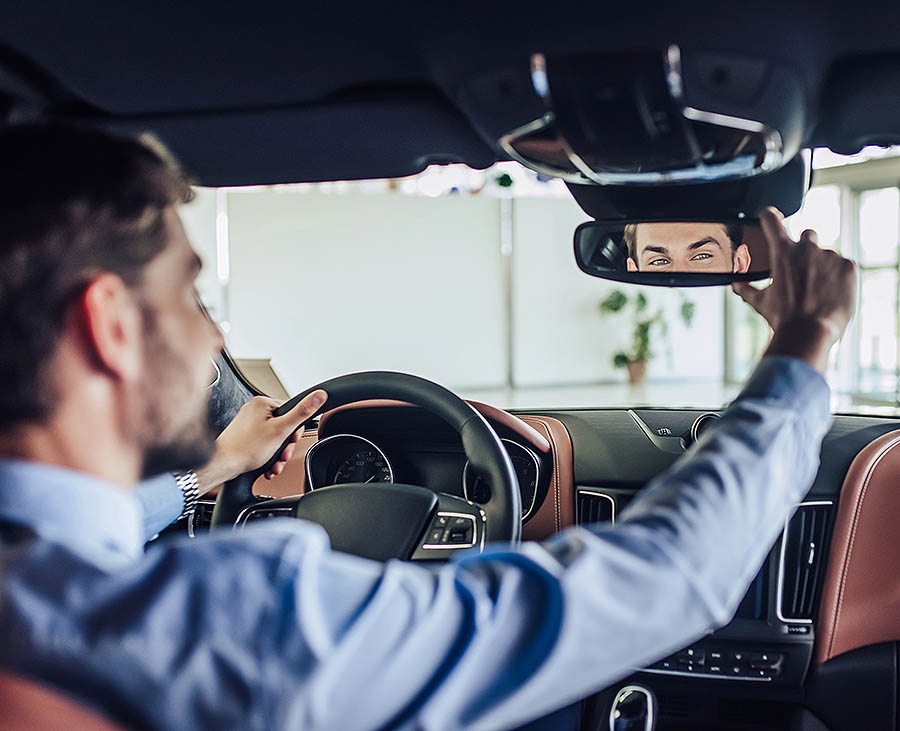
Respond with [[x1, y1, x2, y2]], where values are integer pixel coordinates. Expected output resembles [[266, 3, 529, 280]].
[[189, 389, 900, 731]]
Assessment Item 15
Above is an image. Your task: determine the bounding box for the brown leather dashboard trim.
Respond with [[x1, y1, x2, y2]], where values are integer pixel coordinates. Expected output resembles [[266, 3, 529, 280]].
[[815, 429, 900, 664], [316, 399, 551, 454], [520, 415, 575, 541]]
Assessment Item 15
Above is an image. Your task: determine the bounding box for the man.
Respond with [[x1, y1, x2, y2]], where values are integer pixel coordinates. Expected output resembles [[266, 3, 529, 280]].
[[625, 221, 752, 273], [0, 125, 855, 730]]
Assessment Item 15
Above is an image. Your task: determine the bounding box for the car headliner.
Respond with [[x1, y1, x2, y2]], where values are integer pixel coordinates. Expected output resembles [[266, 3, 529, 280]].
[[1, 1, 900, 185]]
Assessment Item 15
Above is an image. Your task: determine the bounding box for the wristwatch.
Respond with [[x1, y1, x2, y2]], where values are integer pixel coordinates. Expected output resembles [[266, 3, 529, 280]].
[[174, 470, 200, 520]]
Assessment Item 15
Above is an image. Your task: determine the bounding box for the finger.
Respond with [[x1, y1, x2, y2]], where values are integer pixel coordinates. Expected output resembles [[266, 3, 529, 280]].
[[799, 228, 819, 246], [275, 390, 328, 432], [731, 281, 765, 312], [759, 207, 791, 280], [281, 443, 297, 463]]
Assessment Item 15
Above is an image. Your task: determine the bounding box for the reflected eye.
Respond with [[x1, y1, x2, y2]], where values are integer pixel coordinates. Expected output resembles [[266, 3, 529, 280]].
[[648, 257, 671, 267], [691, 252, 713, 261]]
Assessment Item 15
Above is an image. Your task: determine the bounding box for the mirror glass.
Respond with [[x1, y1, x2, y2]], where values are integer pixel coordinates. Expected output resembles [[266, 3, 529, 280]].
[[575, 219, 770, 286]]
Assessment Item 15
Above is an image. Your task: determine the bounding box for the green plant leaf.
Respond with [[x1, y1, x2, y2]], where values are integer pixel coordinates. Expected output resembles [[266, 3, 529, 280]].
[[635, 292, 648, 312], [613, 352, 630, 368], [599, 290, 628, 314]]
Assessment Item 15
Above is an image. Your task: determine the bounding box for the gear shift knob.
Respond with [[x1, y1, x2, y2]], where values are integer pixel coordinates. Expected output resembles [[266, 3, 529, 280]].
[[609, 685, 657, 731]]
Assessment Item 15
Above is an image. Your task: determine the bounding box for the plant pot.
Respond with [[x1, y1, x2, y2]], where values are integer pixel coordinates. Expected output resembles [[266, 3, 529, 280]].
[[625, 359, 647, 386]]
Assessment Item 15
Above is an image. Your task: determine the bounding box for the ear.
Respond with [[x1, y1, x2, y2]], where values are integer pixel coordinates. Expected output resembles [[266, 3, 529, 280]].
[[626, 257, 638, 272], [733, 243, 752, 274], [76, 274, 144, 382]]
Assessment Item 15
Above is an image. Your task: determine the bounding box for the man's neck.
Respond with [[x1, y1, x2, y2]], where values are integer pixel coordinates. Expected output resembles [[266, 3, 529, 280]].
[[0, 405, 142, 488]]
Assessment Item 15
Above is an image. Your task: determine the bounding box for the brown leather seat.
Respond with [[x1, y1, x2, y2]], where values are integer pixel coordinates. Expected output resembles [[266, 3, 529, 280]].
[[0, 671, 126, 731]]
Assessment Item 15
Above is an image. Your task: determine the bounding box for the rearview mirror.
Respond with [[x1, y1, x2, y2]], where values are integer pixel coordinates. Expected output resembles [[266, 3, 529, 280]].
[[574, 219, 770, 287]]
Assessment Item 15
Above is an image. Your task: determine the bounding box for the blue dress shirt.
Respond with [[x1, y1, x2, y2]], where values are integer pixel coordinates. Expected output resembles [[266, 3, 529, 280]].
[[0, 356, 831, 730]]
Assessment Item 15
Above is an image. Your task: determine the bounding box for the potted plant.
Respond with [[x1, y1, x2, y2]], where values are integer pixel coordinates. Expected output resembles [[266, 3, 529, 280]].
[[598, 290, 695, 385]]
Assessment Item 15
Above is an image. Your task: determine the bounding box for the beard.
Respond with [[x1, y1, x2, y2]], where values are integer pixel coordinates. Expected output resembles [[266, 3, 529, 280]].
[[137, 308, 217, 479]]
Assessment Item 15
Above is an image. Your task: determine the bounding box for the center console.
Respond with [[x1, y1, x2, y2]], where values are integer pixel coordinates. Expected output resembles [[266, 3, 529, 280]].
[[578, 491, 835, 689]]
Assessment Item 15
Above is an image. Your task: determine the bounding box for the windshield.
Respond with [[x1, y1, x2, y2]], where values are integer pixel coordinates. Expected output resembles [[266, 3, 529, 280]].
[[186, 148, 900, 415]]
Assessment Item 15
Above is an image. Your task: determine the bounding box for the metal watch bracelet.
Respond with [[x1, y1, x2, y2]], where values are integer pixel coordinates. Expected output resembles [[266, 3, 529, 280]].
[[174, 470, 200, 520]]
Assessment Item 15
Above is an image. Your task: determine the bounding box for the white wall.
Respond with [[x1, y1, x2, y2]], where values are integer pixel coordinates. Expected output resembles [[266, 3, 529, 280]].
[[184, 186, 725, 394], [224, 190, 506, 393], [512, 197, 724, 386]]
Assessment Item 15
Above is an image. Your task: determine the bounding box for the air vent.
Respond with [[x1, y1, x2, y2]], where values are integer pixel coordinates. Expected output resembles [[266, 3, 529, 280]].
[[188, 499, 217, 537], [778, 501, 833, 623], [576, 490, 615, 525]]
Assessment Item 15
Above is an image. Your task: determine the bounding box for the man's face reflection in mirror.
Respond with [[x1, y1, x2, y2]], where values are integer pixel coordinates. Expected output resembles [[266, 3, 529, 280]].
[[624, 222, 752, 273]]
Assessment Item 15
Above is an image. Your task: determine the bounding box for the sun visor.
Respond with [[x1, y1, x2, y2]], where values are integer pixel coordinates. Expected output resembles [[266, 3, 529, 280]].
[[566, 153, 809, 220]]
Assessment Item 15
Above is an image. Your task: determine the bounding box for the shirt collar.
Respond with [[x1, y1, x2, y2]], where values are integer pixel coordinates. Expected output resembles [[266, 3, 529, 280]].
[[0, 459, 142, 569]]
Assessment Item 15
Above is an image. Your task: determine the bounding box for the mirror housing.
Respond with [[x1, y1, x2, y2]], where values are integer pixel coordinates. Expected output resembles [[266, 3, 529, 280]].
[[575, 218, 770, 287]]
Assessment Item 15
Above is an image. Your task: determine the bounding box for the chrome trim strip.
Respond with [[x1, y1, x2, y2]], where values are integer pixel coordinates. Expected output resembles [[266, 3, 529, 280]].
[[776, 500, 834, 625], [576, 489, 616, 525], [609, 685, 656, 731], [235, 504, 295, 527], [304, 433, 394, 490], [639, 668, 773, 682], [422, 512, 478, 550], [462, 438, 541, 521]]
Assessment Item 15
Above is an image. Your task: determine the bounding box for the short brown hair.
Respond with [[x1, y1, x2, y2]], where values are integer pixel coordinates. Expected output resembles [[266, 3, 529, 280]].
[[0, 124, 193, 428]]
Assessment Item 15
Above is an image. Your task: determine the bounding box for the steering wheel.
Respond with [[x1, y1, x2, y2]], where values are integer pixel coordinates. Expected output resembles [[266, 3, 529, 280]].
[[210, 372, 521, 560]]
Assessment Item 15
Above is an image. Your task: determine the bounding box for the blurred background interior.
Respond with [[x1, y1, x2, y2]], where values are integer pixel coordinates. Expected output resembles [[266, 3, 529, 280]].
[[184, 146, 900, 414]]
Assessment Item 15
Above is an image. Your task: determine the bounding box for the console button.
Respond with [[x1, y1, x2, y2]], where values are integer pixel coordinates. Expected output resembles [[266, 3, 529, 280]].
[[708, 650, 725, 663], [677, 649, 705, 667], [707, 664, 723, 675], [446, 526, 473, 544], [657, 659, 675, 671], [749, 668, 775, 679], [750, 652, 784, 669], [727, 651, 747, 664], [726, 665, 745, 676]]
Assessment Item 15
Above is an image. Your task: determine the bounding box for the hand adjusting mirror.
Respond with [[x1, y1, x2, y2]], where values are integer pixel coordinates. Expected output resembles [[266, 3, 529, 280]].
[[575, 217, 770, 287]]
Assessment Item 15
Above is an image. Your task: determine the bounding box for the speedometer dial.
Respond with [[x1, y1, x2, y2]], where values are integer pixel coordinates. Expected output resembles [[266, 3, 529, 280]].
[[463, 439, 541, 519], [333, 448, 393, 485], [305, 434, 395, 490]]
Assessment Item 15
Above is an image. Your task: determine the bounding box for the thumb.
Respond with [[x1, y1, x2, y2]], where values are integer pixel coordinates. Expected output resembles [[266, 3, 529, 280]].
[[732, 281, 765, 313], [275, 389, 328, 432]]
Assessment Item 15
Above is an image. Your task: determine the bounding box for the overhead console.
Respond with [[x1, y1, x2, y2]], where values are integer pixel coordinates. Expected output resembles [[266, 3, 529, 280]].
[[459, 46, 807, 186]]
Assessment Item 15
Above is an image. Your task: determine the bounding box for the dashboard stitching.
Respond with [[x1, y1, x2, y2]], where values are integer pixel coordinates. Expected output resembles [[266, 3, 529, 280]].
[[825, 434, 900, 661], [522, 417, 561, 533]]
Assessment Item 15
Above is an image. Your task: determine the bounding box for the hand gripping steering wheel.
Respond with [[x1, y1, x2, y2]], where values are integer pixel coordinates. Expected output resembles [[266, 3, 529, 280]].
[[210, 372, 521, 560]]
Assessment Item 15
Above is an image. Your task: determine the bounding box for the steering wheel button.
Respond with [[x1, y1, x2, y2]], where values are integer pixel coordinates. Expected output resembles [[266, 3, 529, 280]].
[[427, 529, 444, 544], [434, 515, 450, 527], [450, 517, 470, 527]]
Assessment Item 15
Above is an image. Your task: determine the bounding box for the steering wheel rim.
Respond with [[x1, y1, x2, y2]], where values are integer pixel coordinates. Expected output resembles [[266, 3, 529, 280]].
[[210, 371, 522, 545]]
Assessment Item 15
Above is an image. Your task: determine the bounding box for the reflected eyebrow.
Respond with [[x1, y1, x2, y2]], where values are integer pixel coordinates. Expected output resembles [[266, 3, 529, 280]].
[[688, 237, 722, 250], [642, 245, 669, 255]]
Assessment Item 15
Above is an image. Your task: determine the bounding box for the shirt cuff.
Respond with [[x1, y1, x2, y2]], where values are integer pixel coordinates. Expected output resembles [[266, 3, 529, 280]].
[[134, 473, 186, 543]]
